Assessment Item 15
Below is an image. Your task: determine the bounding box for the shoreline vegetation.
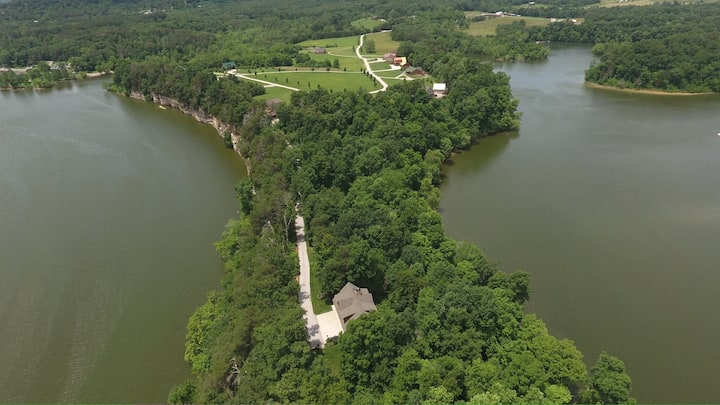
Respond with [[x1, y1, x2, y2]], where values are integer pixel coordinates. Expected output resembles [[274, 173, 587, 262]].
[[584, 81, 715, 96], [530, 3, 720, 94], [0, 68, 111, 91]]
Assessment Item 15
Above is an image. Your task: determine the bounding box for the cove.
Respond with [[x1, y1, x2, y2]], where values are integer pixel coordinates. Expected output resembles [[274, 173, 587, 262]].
[[0, 80, 246, 402], [440, 45, 720, 403]]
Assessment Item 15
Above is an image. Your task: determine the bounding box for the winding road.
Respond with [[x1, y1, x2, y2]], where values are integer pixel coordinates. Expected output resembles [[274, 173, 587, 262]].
[[356, 34, 389, 94]]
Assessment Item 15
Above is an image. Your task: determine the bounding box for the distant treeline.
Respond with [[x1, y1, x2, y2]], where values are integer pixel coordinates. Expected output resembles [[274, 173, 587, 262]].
[[531, 3, 720, 92]]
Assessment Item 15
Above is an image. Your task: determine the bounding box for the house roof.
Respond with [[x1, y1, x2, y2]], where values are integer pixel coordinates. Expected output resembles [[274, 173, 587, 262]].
[[221, 61, 236, 69], [393, 56, 408, 66], [405, 66, 425, 75], [432, 83, 447, 92], [332, 282, 376, 330]]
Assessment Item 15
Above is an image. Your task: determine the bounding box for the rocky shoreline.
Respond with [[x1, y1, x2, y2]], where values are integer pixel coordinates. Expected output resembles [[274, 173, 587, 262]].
[[128, 90, 252, 175]]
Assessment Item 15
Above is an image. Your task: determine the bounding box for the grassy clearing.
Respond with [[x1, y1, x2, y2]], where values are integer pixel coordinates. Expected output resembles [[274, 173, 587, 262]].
[[323, 342, 343, 377], [256, 71, 379, 93], [302, 51, 365, 71], [375, 68, 404, 79], [329, 47, 358, 58], [254, 86, 294, 103], [351, 17, 385, 30], [335, 56, 365, 72], [296, 35, 361, 61], [364, 31, 400, 55], [296, 35, 360, 49], [307, 246, 332, 314], [464, 15, 552, 36]]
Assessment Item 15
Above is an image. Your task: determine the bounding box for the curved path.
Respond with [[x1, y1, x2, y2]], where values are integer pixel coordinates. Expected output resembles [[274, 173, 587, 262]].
[[356, 34, 389, 94], [229, 70, 300, 91], [295, 214, 323, 349]]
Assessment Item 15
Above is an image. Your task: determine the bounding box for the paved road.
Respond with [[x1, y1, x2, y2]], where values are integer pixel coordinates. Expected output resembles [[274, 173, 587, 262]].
[[356, 34, 389, 94], [295, 214, 323, 348]]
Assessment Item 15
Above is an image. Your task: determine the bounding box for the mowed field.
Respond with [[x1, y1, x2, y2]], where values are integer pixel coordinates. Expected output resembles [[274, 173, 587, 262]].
[[351, 17, 385, 30], [297, 35, 360, 50], [254, 86, 294, 103], [463, 13, 552, 36], [362, 31, 401, 56], [302, 52, 365, 72], [296, 35, 360, 63], [255, 71, 380, 92]]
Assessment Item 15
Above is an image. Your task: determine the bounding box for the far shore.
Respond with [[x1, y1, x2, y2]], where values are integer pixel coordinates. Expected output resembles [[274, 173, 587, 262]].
[[585, 81, 714, 96], [0, 71, 112, 91]]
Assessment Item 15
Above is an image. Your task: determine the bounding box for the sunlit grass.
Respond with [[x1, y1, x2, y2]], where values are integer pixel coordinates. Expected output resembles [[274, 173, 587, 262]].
[[254, 86, 294, 103], [296, 35, 360, 49], [463, 15, 552, 36], [256, 71, 379, 92], [351, 17, 385, 30], [302, 52, 365, 71], [363, 31, 401, 56]]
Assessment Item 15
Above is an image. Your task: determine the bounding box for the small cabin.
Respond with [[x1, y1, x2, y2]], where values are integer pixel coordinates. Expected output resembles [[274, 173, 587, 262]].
[[432, 83, 448, 98], [332, 282, 377, 331], [221, 61, 237, 71]]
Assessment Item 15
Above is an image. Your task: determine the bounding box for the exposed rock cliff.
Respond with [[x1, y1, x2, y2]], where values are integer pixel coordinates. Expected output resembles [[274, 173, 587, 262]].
[[129, 91, 250, 174]]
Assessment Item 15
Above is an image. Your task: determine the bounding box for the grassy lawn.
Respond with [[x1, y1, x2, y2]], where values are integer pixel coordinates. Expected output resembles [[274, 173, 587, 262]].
[[302, 51, 365, 71], [307, 246, 332, 314], [351, 17, 385, 30], [297, 35, 360, 49], [375, 69, 404, 79], [322, 342, 343, 377], [364, 31, 400, 55], [256, 71, 379, 92], [464, 15, 552, 36], [254, 86, 294, 103]]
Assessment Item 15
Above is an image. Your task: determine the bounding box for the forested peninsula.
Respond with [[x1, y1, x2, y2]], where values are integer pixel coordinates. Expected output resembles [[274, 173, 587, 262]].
[[3, 0, 637, 403]]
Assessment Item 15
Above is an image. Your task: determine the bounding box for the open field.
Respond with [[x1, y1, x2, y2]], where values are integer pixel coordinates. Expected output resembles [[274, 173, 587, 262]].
[[300, 52, 365, 71], [296, 35, 360, 59], [374, 67, 404, 79], [351, 17, 385, 30], [297, 35, 360, 49], [255, 71, 380, 92], [363, 31, 400, 55], [254, 86, 294, 103], [463, 14, 552, 36]]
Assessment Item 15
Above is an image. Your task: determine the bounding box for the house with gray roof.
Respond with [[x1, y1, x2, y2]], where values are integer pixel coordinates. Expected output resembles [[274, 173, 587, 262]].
[[332, 282, 377, 331]]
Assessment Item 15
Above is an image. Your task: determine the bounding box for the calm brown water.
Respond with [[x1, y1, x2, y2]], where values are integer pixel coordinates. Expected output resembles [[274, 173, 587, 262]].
[[0, 80, 245, 402], [440, 46, 720, 403]]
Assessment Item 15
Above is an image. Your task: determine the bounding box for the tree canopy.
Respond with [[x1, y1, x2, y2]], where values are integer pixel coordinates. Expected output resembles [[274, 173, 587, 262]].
[[531, 3, 720, 92], [2, 0, 637, 403]]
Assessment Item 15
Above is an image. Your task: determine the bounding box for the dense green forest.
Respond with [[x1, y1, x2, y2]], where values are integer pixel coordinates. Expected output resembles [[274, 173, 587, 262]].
[[531, 3, 720, 92], [171, 78, 633, 404], [3, 0, 637, 403]]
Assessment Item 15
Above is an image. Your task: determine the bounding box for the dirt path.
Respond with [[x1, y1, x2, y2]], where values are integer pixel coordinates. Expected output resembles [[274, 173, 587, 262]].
[[230, 71, 300, 91], [295, 214, 323, 348], [356, 34, 388, 94]]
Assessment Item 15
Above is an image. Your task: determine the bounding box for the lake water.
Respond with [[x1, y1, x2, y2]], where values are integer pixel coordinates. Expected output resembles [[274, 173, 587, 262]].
[[0, 81, 246, 402], [440, 45, 720, 403]]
